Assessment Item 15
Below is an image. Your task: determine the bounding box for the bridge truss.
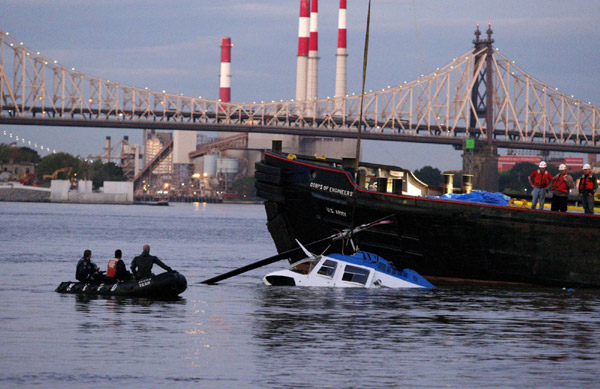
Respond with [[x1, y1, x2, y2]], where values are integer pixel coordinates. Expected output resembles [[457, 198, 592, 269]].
[[0, 29, 598, 153]]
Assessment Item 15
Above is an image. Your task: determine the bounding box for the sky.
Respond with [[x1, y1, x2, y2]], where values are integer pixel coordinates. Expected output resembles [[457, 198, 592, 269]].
[[1, 0, 599, 171]]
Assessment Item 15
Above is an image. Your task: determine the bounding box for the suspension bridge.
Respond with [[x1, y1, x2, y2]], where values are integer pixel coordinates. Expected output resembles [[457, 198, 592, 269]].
[[1, 27, 598, 156]]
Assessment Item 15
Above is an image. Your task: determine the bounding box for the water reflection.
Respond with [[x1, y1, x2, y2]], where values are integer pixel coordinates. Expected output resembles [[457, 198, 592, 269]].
[[74, 294, 187, 309], [73, 295, 187, 332], [251, 286, 600, 386]]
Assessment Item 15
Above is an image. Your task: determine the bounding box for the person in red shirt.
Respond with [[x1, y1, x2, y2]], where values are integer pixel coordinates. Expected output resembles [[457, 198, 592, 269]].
[[528, 161, 553, 210], [578, 164, 598, 215], [550, 164, 574, 212]]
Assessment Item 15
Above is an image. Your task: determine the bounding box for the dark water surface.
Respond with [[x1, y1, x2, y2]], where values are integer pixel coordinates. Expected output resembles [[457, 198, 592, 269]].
[[1, 202, 598, 388]]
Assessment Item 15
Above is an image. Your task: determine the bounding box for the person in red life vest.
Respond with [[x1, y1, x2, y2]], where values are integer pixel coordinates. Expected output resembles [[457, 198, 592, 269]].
[[577, 164, 598, 215], [106, 249, 132, 282], [130, 244, 174, 280], [528, 161, 553, 210], [550, 164, 574, 212]]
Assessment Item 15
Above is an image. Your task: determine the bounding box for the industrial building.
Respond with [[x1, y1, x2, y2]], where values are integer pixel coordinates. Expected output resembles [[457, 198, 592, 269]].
[[126, 0, 359, 200]]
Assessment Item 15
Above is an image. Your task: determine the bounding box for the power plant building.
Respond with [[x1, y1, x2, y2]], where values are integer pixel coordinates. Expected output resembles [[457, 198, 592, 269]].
[[133, 0, 364, 197]]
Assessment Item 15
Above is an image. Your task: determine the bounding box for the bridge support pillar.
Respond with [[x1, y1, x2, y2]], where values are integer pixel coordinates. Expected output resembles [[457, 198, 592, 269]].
[[464, 144, 498, 192]]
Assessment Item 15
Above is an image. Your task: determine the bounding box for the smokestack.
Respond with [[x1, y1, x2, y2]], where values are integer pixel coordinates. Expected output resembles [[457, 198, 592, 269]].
[[334, 0, 347, 101], [105, 136, 111, 164], [219, 37, 232, 103], [295, 0, 310, 101], [306, 0, 319, 100]]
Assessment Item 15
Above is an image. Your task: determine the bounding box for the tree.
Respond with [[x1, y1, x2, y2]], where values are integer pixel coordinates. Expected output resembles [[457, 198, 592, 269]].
[[0, 143, 17, 163], [16, 147, 41, 164], [35, 152, 125, 189], [414, 166, 442, 187], [232, 175, 256, 200], [36, 152, 83, 181], [89, 160, 125, 189], [499, 162, 534, 193], [0, 144, 41, 164]]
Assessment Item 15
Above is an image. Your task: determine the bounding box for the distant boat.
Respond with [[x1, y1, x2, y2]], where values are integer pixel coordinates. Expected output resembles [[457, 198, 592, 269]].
[[56, 272, 187, 298], [263, 240, 433, 288], [133, 200, 169, 206], [255, 150, 600, 288]]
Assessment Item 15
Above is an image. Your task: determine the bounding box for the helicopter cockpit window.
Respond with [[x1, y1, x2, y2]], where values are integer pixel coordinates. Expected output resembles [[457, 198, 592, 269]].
[[290, 258, 318, 275], [316, 260, 337, 278]]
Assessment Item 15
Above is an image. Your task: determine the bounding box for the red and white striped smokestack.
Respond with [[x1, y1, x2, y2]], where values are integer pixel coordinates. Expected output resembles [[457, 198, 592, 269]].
[[295, 0, 310, 101], [219, 37, 232, 103], [334, 0, 347, 100], [306, 0, 319, 100]]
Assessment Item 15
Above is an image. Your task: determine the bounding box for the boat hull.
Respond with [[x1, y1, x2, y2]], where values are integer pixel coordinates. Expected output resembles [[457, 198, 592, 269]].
[[56, 272, 187, 298], [255, 151, 600, 288]]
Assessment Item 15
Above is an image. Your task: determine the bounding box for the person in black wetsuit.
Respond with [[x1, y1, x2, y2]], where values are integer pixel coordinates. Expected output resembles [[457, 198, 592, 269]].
[[130, 244, 174, 280], [76, 249, 101, 283]]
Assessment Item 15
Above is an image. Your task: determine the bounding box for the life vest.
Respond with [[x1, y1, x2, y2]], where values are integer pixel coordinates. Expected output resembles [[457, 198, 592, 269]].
[[531, 170, 551, 187], [578, 174, 596, 192], [107, 258, 119, 278], [551, 174, 569, 193]]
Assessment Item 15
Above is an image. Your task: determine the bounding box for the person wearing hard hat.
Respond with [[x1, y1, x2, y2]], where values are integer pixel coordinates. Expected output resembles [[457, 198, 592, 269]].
[[577, 163, 598, 215], [528, 161, 553, 210], [550, 164, 574, 212]]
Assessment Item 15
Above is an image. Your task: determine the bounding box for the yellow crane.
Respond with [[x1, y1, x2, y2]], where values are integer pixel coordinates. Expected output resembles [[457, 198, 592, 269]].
[[42, 167, 73, 181]]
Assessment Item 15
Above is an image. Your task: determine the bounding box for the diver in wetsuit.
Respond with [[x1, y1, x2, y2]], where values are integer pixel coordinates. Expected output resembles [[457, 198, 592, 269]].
[[130, 244, 174, 280], [76, 249, 102, 283]]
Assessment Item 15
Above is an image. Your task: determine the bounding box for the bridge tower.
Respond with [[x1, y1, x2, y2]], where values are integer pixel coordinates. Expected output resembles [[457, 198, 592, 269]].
[[467, 24, 499, 191]]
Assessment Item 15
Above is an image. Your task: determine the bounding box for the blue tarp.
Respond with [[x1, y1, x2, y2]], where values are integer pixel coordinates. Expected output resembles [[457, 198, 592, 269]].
[[439, 191, 511, 206]]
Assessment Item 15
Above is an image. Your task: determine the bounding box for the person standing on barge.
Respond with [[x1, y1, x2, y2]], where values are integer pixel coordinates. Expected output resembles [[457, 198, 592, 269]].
[[578, 164, 598, 215], [528, 161, 553, 210], [550, 164, 574, 212]]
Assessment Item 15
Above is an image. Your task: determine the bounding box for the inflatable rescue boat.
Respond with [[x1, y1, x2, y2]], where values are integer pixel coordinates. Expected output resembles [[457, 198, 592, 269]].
[[56, 271, 187, 298]]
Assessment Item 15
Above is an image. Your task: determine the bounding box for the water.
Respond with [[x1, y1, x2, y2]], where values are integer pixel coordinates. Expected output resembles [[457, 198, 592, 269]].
[[1, 202, 599, 388]]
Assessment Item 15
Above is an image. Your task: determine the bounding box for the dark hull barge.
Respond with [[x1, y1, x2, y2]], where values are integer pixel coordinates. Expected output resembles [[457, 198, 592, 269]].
[[255, 150, 600, 288], [56, 272, 187, 298]]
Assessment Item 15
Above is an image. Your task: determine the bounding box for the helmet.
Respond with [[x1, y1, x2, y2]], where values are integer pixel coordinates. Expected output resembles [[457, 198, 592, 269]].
[[583, 163, 591, 170], [539, 161, 547, 168], [559, 164, 566, 171]]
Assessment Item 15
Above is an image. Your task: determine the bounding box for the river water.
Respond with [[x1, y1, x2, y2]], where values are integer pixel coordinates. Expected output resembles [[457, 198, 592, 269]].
[[1, 202, 598, 388]]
